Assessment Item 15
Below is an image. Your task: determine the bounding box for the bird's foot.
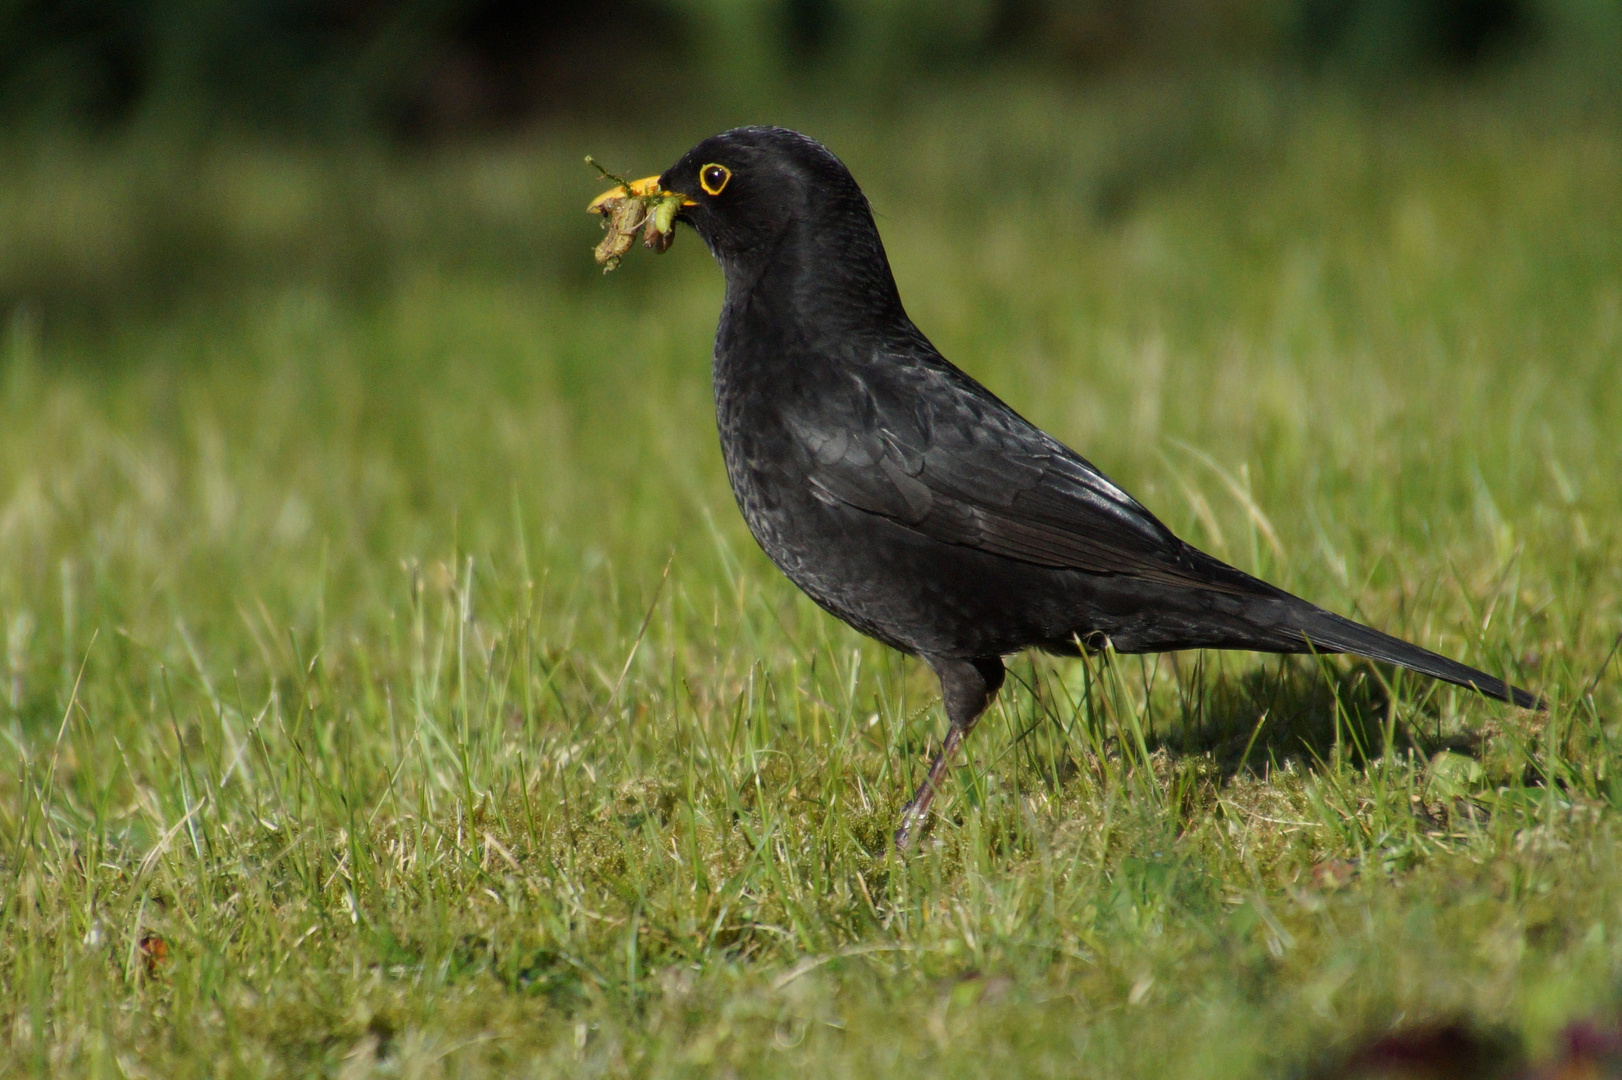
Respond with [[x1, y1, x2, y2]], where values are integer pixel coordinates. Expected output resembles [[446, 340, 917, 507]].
[[893, 793, 933, 852], [892, 727, 966, 853]]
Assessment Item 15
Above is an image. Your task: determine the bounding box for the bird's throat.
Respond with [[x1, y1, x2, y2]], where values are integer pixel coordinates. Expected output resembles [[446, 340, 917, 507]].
[[719, 220, 908, 357]]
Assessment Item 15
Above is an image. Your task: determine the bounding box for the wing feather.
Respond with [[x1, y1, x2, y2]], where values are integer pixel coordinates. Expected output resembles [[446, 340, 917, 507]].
[[794, 358, 1259, 595]]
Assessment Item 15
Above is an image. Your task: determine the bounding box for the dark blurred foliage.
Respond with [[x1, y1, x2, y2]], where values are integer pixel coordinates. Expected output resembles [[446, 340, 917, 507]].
[[1301, 1012, 1622, 1080], [1298, 0, 1536, 70], [0, 0, 1609, 141], [0, 0, 691, 137], [1305, 1019, 1524, 1080]]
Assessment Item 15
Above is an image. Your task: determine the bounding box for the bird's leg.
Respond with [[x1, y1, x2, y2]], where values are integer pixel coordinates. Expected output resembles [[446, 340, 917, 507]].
[[894, 656, 1005, 851]]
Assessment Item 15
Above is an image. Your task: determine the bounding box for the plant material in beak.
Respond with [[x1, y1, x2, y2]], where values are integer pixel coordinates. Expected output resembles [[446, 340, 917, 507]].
[[586, 157, 687, 273]]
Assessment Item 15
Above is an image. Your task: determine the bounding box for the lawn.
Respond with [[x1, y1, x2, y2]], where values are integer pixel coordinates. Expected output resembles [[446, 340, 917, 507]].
[[2, 76, 1621, 1077]]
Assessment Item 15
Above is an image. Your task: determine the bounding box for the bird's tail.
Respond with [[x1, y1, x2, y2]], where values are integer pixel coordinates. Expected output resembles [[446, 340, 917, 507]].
[[1289, 606, 1541, 710]]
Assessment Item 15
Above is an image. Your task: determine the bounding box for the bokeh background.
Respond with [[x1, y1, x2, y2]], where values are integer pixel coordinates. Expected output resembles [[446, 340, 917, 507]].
[[4, 0, 1619, 321], [0, 0, 1590, 137], [4, 4, 1622, 1077], [3, 0, 1619, 649], [0, 0, 1604, 142]]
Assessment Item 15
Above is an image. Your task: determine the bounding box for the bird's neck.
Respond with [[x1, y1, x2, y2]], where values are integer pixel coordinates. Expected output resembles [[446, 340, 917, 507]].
[[715, 217, 910, 377]]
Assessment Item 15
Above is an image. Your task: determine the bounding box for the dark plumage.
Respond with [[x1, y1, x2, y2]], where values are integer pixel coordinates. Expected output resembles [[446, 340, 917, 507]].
[[629, 126, 1537, 848]]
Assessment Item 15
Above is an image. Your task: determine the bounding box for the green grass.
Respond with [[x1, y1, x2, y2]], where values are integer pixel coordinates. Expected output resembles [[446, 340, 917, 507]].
[[3, 76, 1622, 1077]]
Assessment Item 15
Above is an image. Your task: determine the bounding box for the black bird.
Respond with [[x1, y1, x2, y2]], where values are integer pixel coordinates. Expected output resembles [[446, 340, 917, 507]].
[[592, 126, 1539, 849]]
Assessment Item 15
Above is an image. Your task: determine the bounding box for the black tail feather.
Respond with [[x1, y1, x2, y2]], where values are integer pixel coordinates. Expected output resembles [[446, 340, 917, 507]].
[[1293, 608, 1542, 710]]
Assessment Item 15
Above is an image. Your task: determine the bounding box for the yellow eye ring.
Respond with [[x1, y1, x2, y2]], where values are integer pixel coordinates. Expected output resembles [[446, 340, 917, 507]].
[[699, 163, 731, 196]]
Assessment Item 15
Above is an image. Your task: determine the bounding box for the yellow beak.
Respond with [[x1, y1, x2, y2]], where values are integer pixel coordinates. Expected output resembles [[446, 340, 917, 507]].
[[587, 175, 697, 213]]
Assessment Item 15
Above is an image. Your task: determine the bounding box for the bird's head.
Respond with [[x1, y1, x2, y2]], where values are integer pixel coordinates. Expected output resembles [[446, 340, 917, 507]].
[[589, 127, 879, 277]]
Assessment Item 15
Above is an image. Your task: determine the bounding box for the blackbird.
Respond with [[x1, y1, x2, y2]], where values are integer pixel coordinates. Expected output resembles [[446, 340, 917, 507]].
[[591, 126, 1539, 850]]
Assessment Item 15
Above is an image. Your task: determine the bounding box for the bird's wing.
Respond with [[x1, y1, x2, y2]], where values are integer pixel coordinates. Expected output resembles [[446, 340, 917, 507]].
[[790, 358, 1263, 595]]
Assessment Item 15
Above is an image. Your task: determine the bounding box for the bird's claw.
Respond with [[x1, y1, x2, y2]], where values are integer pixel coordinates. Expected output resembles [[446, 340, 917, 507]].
[[893, 803, 925, 852]]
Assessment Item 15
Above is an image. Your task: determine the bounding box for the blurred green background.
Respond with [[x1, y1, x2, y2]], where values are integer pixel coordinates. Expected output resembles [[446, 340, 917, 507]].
[[4, 0, 1619, 140], [4, 4, 1622, 1077], [0, 0, 1617, 318], [3, 0, 1622, 324], [0, 0, 1617, 327]]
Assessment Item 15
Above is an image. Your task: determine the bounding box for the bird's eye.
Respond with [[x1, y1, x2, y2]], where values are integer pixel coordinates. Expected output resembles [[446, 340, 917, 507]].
[[700, 163, 731, 196]]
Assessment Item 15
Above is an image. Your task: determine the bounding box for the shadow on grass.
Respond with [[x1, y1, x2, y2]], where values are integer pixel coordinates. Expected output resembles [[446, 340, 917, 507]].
[[1161, 648, 1485, 775], [1131, 653, 1476, 779]]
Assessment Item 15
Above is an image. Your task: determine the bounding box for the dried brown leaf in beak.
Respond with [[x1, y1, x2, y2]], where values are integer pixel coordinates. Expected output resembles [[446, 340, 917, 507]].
[[586, 157, 689, 272], [593, 194, 649, 273]]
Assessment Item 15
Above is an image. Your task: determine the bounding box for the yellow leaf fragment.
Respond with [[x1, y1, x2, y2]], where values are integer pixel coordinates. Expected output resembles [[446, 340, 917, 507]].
[[594, 195, 650, 273], [587, 157, 685, 272]]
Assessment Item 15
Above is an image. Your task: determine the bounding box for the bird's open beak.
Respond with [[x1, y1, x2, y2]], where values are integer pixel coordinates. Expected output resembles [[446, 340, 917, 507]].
[[587, 175, 697, 213]]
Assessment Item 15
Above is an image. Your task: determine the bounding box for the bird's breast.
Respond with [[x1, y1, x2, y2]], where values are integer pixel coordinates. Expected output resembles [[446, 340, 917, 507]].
[[712, 359, 848, 574]]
